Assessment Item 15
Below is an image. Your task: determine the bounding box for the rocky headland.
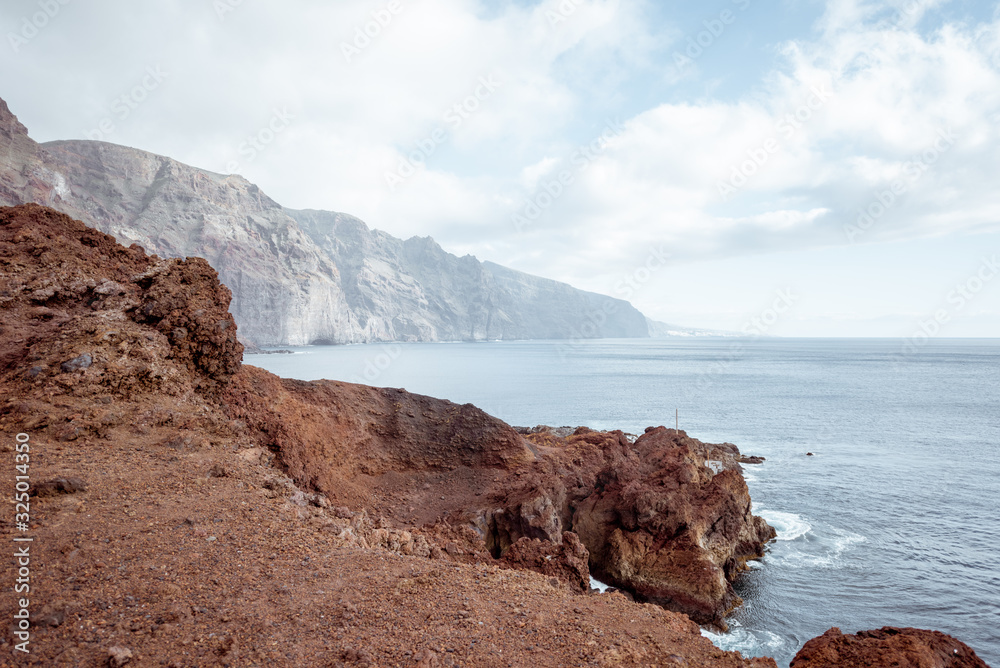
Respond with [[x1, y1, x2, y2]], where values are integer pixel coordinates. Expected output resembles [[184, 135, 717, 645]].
[[0, 203, 990, 666], [0, 97, 653, 346]]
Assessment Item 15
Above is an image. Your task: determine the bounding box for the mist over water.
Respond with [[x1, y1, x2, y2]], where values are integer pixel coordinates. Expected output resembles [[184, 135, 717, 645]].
[[251, 338, 1000, 666]]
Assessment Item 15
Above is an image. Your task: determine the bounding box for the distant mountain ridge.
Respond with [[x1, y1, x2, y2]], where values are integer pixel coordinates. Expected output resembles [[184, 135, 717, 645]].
[[0, 96, 694, 345]]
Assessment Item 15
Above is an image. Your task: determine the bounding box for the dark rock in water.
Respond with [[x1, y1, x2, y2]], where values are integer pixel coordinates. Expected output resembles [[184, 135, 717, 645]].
[[739, 455, 766, 464], [791, 626, 990, 667], [60, 353, 92, 372], [806, 452, 815, 456]]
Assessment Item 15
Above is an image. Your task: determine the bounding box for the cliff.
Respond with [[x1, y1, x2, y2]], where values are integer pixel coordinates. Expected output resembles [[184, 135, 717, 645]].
[[0, 97, 649, 346], [1, 203, 990, 666]]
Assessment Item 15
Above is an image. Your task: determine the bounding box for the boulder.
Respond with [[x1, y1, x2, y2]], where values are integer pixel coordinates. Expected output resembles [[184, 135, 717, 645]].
[[791, 627, 990, 668]]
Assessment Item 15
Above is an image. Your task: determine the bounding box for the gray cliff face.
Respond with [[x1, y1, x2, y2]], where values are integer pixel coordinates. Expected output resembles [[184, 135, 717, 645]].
[[0, 97, 650, 345], [290, 209, 649, 342]]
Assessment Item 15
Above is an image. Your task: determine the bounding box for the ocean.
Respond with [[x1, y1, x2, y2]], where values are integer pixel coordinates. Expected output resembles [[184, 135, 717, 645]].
[[249, 338, 1000, 666]]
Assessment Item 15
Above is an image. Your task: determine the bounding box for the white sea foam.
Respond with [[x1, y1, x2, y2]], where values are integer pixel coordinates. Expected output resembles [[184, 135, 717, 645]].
[[758, 510, 811, 541], [767, 524, 867, 569], [589, 576, 609, 592], [701, 620, 787, 656]]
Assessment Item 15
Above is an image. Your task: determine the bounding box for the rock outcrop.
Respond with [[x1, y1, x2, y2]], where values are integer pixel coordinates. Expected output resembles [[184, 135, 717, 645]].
[[0, 204, 988, 666], [791, 627, 991, 668], [1, 204, 771, 627], [0, 203, 241, 398], [485, 426, 776, 629], [0, 97, 650, 345]]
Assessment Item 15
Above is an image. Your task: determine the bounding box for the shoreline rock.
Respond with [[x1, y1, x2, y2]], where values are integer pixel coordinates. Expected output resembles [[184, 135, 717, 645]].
[[791, 627, 991, 667], [488, 426, 776, 629]]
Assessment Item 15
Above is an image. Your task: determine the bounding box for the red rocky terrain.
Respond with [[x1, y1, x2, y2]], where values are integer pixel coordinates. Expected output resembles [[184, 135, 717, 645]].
[[790, 627, 990, 667], [0, 204, 990, 667]]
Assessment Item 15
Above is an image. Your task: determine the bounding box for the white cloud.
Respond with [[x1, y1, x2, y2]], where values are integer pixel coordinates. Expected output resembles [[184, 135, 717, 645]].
[[2, 0, 998, 334]]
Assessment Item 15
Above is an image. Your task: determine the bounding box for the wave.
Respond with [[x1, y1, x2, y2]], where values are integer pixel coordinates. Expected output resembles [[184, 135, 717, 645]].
[[701, 619, 787, 656], [758, 509, 812, 541], [766, 523, 867, 569], [589, 576, 610, 593]]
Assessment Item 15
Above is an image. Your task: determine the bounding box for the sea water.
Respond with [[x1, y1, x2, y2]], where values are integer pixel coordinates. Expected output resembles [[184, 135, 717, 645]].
[[250, 338, 1000, 666]]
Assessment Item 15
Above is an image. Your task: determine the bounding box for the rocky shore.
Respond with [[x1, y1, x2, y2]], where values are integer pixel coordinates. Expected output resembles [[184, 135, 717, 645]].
[[0, 204, 990, 666]]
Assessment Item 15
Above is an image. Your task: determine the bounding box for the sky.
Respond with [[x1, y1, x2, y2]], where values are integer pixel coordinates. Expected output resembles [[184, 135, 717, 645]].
[[2, 0, 999, 336]]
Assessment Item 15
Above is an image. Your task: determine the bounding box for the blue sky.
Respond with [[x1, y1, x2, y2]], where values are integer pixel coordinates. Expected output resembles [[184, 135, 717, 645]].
[[1, 0, 998, 335]]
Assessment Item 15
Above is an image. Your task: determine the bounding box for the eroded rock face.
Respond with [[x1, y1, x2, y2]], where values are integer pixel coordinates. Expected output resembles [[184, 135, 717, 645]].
[[486, 426, 776, 629], [790, 627, 990, 668], [0, 204, 242, 397], [224, 367, 533, 485], [497, 532, 591, 593], [0, 96, 650, 345]]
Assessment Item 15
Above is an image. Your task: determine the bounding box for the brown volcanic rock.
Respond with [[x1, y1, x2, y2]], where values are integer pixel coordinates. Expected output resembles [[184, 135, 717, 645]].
[[0, 204, 780, 666], [488, 426, 776, 629], [223, 366, 534, 514], [498, 531, 592, 593], [791, 627, 990, 668], [0, 203, 242, 398], [130, 256, 243, 385], [578, 427, 775, 627]]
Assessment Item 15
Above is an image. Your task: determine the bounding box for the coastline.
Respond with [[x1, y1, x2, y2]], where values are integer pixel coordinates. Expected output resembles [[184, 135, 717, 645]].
[[0, 204, 991, 667]]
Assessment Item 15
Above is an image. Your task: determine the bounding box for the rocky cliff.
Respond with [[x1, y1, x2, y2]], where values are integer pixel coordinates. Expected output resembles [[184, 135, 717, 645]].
[[0, 97, 649, 346], [1, 204, 990, 666]]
